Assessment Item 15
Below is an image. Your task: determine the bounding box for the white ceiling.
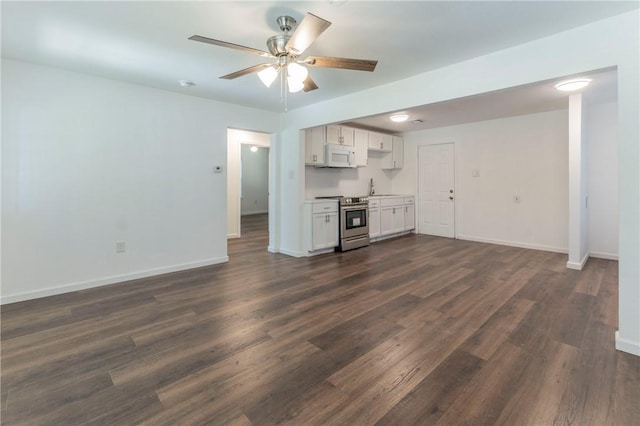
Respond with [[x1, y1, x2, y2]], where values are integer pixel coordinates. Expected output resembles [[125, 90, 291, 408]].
[[2, 0, 636, 118]]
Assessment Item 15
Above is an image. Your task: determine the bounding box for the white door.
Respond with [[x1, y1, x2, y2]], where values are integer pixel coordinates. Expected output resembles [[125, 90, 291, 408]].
[[418, 143, 455, 238]]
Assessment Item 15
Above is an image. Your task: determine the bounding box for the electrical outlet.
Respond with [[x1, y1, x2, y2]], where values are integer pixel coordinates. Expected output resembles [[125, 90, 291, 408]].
[[116, 241, 126, 253], [513, 195, 521, 203]]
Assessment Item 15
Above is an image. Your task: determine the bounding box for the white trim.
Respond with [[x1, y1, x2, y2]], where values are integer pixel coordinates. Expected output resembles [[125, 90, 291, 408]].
[[241, 210, 269, 216], [456, 234, 567, 254], [616, 331, 640, 356], [278, 248, 307, 258], [0, 257, 228, 305], [227, 233, 240, 239], [589, 251, 619, 261], [567, 252, 589, 270]]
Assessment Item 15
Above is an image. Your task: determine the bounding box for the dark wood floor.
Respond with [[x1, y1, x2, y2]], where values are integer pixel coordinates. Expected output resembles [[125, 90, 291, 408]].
[[2, 214, 639, 425]]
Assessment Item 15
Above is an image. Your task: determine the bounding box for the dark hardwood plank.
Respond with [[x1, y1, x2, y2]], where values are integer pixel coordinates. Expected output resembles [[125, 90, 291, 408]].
[[1, 222, 636, 425]]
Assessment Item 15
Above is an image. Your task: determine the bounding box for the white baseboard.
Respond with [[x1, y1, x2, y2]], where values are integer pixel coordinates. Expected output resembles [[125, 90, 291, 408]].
[[567, 252, 590, 270], [241, 210, 268, 216], [589, 251, 619, 261], [277, 248, 307, 258], [0, 256, 229, 305], [456, 234, 568, 254], [616, 331, 640, 356], [227, 233, 240, 239]]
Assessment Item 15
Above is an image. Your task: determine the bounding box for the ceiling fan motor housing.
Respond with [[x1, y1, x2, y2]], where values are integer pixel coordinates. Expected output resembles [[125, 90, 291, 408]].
[[266, 34, 291, 57]]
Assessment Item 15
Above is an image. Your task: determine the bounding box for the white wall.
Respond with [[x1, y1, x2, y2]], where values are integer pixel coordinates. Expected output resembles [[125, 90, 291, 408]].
[[240, 145, 269, 215], [399, 110, 569, 253], [1, 59, 278, 303], [586, 101, 618, 259], [305, 152, 396, 199], [276, 11, 639, 354]]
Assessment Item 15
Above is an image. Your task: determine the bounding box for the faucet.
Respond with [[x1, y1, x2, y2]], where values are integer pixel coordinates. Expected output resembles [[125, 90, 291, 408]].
[[368, 178, 375, 196]]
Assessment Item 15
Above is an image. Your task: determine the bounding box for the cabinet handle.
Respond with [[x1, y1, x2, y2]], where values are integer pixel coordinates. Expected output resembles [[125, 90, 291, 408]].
[[392, 208, 395, 214], [313, 154, 317, 162], [380, 142, 383, 149]]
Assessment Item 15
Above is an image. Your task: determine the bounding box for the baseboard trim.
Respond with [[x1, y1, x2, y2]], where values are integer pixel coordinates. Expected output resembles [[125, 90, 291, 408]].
[[567, 252, 589, 270], [278, 248, 307, 258], [456, 235, 567, 254], [615, 331, 640, 356], [589, 251, 619, 261], [0, 256, 229, 305], [241, 210, 268, 216]]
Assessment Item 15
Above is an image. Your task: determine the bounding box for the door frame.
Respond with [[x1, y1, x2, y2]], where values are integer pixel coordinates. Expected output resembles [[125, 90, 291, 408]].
[[416, 142, 457, 238], [226, 128, 273, 242]]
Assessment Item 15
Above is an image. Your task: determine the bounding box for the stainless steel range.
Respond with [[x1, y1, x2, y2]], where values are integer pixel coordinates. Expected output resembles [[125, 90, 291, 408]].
[[316, 196, 370, 251]]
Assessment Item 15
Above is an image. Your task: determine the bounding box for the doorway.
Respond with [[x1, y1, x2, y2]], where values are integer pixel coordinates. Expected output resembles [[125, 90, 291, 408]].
[[418, 143, 455, 238], [227, 128, 272, 243]]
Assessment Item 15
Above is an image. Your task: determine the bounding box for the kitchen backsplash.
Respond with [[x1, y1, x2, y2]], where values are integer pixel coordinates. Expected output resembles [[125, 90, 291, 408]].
[[305, 152, 394, 198]]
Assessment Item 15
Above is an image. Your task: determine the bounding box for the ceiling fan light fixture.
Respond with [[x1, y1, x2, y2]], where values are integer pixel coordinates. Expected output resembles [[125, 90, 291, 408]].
[[554, 78, 592, 92], [257, 66, 278, 87], [287, 62, 309, 82], [390, 114, 409, 122], [287, 76, 305, 93]]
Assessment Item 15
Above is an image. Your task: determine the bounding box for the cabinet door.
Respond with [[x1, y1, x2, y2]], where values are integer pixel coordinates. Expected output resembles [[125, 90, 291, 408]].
[[404, 204, 415, 231], [341, 127, 355, 146], [326, 125, 342, 145], [326, 212, 339, 247], [354, 129, 368, 166], [392, 206, 405, 232], [312, 213, 328, 249], [380, 206, 394, 236], [392, 136, 403, 168], [380, 134, 393, 152], [369, 207, 380, 238], [305, 127, 325, 165]]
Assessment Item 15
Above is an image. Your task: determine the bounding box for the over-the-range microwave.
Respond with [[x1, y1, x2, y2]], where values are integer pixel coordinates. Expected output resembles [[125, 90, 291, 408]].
[[320, 144, 357, 168]]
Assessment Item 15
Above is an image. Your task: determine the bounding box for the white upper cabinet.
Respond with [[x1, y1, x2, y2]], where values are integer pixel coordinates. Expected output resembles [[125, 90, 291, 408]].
[[381, 136, 404, 169], [304, 126, 326, 165], [368, 131, 392, 152], [354, 128, 369, 167], [326, 125, 354, 146]]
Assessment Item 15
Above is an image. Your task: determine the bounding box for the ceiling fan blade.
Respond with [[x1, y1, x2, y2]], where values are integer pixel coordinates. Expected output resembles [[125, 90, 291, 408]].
[[303, 75, 318, 92], [285, 13, 331, 56], [306, 56, 378, 72], [189, 35, 274, 58], [220, 63, 272, 80]]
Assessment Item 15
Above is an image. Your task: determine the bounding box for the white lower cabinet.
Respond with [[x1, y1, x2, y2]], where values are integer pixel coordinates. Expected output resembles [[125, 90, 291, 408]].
[[369, 204, 380, 238], [370, 196, 415, 241], [312, 211, 339, 250], [305, 200, 339, 254], [380, 206, 404, 236], [403, 197, 415, 231]]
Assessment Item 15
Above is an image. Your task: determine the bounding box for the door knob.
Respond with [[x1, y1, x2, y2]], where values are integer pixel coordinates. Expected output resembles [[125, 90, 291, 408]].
[[450, 189, 454, 193], [449, 196, 454, 200]]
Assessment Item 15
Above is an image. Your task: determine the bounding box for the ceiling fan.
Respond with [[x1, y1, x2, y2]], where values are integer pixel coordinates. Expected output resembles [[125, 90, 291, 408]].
[[189, 13, 378, 96]]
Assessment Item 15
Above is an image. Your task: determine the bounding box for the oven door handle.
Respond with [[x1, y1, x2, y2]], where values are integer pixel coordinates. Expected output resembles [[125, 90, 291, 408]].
[[341, 205, 368, 211]]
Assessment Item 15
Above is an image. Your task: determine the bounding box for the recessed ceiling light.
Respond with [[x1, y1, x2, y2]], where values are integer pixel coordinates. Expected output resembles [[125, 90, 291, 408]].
[[250, 146, 258, 152], [179, 80, 195, 88], [390, 114, 409, 122], [554, 78, 591, 92]]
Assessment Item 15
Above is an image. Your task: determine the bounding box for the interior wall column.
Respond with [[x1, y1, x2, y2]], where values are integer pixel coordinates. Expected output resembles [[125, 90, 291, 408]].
[[567, 93, 589, 270]]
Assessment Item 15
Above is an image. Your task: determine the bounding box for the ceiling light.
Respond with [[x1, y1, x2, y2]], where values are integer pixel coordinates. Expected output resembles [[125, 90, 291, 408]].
[[250, 146, 258, 152], [287, 63, 309, 82], [288, 76, 305, 93], [554, 78, 592, 92], [258, 66, 278, 88], [178, 80, 195, 88], [390, 114, 409, 122]]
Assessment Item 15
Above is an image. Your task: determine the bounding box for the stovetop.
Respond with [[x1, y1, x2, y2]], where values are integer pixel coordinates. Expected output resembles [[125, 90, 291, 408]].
[[316, 195, 370, 205]]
